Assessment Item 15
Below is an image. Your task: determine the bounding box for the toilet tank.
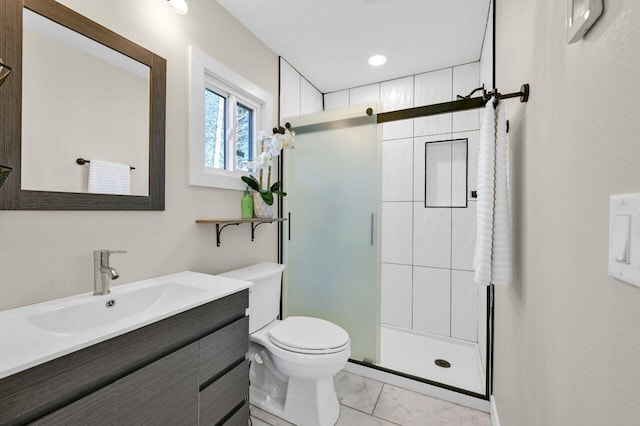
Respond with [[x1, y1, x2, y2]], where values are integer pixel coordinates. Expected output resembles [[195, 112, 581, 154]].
[[219, 262, 286, 333]]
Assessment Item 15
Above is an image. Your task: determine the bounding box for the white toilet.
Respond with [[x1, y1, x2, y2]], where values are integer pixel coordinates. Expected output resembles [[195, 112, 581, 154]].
[[220, 262, 350, 426]]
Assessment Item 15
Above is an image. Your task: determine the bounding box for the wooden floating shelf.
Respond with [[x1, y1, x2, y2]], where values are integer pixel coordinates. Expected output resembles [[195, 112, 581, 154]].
[[196, 218, 287, 247]]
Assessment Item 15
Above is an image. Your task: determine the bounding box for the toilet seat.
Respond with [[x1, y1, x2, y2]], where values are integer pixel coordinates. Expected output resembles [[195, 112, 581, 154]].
[[267, 316, 350, 355]]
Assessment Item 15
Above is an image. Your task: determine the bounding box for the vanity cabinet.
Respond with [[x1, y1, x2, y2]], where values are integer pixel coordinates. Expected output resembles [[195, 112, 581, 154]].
[[30, 385, 116, 426], [0, 290, 250, 426]]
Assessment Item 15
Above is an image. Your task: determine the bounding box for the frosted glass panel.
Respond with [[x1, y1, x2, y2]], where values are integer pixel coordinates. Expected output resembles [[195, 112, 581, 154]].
[[285, 112, 380, 362]]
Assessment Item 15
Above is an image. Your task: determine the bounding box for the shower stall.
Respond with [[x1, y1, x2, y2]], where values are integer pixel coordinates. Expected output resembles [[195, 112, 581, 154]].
[[282, 101, 492, 400]]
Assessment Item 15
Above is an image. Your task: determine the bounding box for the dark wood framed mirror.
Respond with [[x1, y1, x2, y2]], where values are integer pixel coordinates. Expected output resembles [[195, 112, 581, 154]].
[[0, 0, 166, 210]]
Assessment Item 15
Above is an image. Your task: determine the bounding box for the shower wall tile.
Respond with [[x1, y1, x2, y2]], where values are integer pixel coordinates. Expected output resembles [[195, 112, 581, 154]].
[[453, 130, 480, 200], [413, 204, 451, 268], [451, 270, 478, 342], [452, 201, 477, 271], [382, 202, 413, 265], [425, 142, 452, 207], [350, 84, 380, 106], [354, 63, 483, 348], [381, 263, 413, 328], [300, 78, 319, 115], [413, 266, 450, 336], [451, 139, 468, 207], [382, 139, 413, 202], [380, 76, 414, 111], [280, 59, 301, 119], [324, 90, 349, 111], [414, 68, 452, 137], [452, 62, 481, 132], [381, 77, 414, 140], [413, 135, 452, 202]]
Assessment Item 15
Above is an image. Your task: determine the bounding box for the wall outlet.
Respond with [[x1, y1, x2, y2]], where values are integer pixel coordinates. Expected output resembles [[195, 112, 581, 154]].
[[609, 194, 640, 288]]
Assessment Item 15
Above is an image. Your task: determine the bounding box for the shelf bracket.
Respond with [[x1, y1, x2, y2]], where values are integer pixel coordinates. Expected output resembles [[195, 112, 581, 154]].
[[216, 223, 240, 247], [251, 220, 275, 241]]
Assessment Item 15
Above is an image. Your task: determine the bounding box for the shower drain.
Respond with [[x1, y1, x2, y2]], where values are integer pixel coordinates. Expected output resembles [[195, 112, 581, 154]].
[[434, 359, 451, 368]]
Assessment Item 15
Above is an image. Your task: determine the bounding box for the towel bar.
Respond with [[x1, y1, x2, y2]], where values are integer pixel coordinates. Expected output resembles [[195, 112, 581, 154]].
[[76, 158, 135, 170]]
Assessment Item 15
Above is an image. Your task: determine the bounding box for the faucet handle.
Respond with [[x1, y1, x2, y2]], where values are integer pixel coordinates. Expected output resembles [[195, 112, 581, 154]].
[[93, 249, 127, 260], [107, 250, 127, 255]]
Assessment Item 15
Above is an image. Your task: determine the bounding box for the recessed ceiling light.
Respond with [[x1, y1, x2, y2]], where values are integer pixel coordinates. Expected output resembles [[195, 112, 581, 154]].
[[368, 55, 387, 66], [168, 0, 188, 15]]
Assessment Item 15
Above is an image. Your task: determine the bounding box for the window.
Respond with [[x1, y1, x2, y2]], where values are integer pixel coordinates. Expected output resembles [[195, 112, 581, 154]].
[[204, 89, 226, 169], [189, 46, 273, 190], [235, 103, 253, 171]]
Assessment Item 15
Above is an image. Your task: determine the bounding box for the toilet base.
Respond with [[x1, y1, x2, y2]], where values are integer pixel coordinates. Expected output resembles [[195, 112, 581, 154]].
[[251, 376, 340, 426], [249, 343, 342, 426], [282, 376, 340, 426]]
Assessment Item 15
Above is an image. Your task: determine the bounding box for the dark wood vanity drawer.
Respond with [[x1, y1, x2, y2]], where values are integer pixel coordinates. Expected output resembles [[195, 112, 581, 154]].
[[223, 402, 249, 426], [199, 315, 249, 385], [199, 361, 249, 426], [116, 342, 198, 426], [29, 385, 116, 426]]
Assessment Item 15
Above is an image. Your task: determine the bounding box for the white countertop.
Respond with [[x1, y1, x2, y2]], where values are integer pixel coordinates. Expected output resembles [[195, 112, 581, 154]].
[[0, 271, 252, 380]]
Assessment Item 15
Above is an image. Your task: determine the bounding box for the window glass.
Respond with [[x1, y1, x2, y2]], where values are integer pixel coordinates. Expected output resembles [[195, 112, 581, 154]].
[[236, 103, 253, 171], [204, 89, 226, 169]]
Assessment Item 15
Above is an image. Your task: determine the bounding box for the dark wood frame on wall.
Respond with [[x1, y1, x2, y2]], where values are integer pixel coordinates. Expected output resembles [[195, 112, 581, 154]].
[[0, 0, 166, 210]]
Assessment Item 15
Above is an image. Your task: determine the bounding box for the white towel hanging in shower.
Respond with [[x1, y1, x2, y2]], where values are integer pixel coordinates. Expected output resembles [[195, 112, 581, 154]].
[[473, 98, 512, 286]]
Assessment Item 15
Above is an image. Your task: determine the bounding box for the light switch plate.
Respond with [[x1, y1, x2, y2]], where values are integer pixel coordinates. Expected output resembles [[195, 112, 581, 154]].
[[567, 0, 604, 44], [609, 194, 640, 288]]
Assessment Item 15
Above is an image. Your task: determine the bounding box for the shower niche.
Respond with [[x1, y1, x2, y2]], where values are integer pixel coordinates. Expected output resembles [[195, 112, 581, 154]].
[[425, 138, 469, 208]]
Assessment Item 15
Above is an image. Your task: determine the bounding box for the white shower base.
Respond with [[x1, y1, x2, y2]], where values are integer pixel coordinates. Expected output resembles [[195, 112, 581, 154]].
[[378, 325, 486, 395]]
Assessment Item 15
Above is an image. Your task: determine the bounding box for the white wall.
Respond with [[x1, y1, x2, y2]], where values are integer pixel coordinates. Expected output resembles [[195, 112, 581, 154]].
[[0, 0, 279, 311], [326, 64, 483, 343], [495, 0, 640, 424]]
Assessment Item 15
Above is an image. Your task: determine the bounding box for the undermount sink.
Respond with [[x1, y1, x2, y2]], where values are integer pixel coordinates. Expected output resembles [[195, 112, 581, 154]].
[[27, 282, 206, 335]]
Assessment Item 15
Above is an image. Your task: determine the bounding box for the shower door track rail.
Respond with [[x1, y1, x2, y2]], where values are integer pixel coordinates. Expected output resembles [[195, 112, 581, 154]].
[[288, 84, 529, 135], [376, 84, 529, 124]]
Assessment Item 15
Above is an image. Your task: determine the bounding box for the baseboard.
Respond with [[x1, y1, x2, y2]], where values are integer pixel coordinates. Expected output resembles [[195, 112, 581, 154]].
[[344, 362, 490, 413], [490, 396, 501, 426]]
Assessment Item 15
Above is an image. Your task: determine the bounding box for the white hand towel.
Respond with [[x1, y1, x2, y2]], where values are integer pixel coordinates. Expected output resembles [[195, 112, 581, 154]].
[[473, 99, 512, 286], [87, 160, 131, 195]]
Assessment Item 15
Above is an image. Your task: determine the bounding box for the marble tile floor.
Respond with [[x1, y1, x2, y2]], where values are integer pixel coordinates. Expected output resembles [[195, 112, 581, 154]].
[[250, 370, 491, 426]]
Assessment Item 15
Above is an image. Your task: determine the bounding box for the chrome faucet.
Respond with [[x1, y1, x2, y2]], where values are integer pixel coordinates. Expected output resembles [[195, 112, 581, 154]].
[[93, 249, 127, 295]]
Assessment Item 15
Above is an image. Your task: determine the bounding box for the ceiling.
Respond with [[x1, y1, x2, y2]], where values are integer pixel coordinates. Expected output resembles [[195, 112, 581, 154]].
[[216, 0, 491, 93]]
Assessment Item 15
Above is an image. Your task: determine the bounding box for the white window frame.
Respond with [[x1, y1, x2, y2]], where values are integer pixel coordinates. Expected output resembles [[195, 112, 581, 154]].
[[189, 46, 273, 190]]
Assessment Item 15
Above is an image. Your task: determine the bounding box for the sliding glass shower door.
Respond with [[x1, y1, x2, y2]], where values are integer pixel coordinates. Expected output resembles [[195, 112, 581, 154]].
[[284, 106, 381, 362]]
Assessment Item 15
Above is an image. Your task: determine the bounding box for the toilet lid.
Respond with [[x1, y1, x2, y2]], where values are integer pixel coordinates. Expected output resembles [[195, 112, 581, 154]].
[[268, 316, 349, 354]]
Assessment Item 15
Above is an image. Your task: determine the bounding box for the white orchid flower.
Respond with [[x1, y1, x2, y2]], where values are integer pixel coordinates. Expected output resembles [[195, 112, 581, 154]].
[[255, 153, 266, 168], [271, 137, 284, 153]]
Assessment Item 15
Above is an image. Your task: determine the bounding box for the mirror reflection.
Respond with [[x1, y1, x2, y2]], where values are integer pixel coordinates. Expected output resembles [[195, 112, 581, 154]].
[[21, 8, 150, 196]]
